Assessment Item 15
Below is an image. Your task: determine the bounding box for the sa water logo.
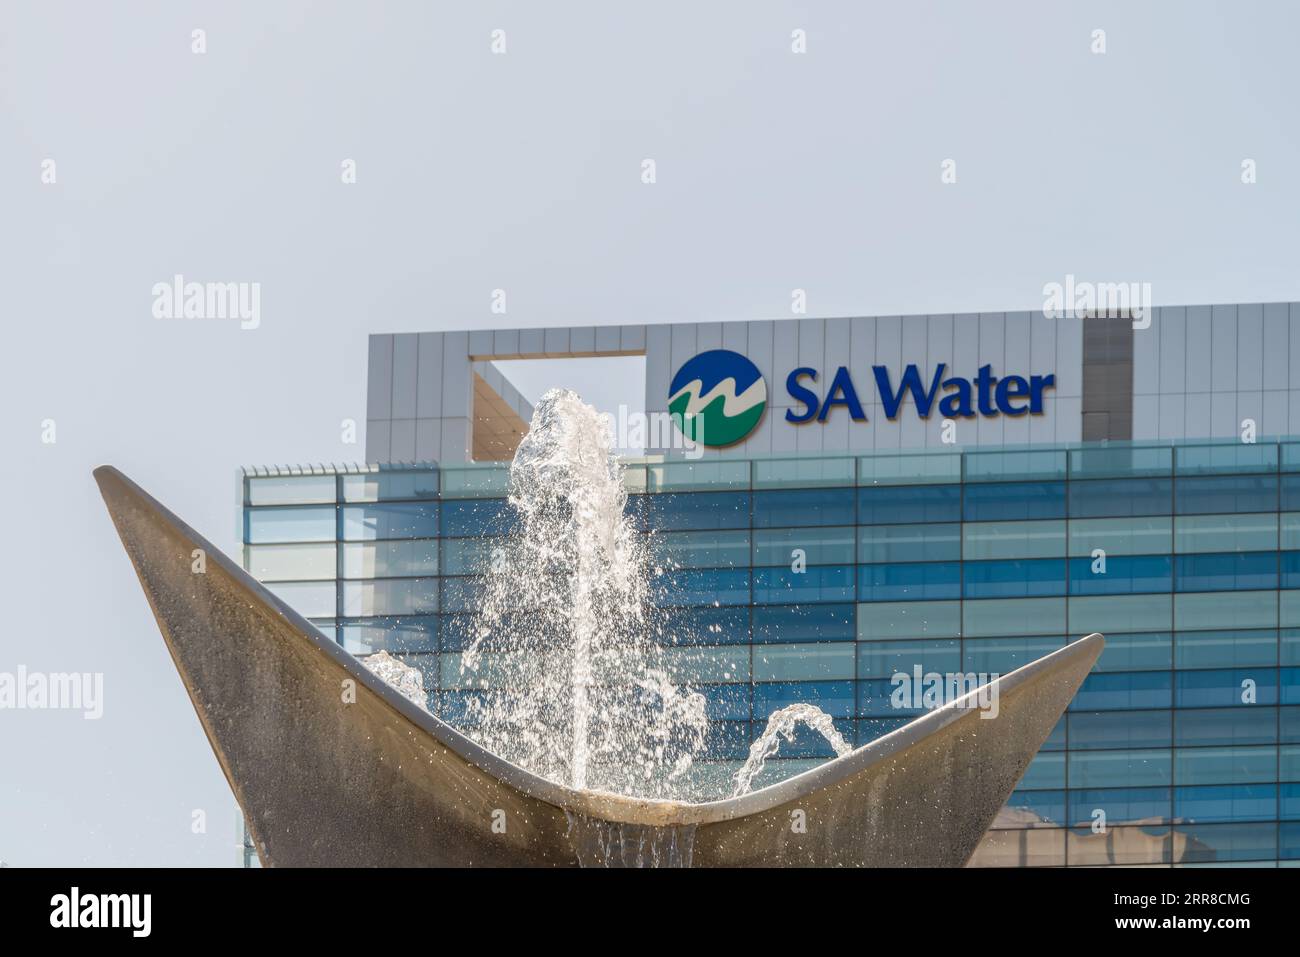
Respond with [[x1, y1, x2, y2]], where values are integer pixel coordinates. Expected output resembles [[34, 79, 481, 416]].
[[668, 350, 767, 447]]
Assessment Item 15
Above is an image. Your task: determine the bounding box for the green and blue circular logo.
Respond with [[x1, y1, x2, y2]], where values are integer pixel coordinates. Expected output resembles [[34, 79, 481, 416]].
[[668, 349, 767, 447]]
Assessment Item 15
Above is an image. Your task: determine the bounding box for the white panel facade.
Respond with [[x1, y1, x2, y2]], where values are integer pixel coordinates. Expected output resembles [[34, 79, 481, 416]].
[[365, 304, 1300, 464]]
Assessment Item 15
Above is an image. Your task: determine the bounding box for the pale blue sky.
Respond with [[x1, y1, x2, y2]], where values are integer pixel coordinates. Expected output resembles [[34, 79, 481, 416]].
[[2, 1, 1298, 865]]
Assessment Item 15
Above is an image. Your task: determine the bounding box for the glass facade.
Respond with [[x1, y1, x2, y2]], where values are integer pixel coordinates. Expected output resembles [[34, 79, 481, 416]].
[[241, 439, 1300, 867]]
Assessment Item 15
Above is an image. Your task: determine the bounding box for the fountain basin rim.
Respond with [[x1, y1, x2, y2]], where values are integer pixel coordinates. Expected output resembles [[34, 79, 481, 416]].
[[95, 464, 1103, 828]]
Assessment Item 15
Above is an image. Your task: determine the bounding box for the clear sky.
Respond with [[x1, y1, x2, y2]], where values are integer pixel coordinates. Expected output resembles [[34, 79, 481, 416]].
[[2, 1, 1298, 865]]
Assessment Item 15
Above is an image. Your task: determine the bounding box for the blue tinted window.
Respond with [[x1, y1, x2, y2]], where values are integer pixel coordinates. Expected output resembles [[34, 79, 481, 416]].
[[858, 562, 961, 602], [1175, 707, 1278, 747], [1176, 552, 1278, 592], [246, 506, 336, 544], [964, 559, 1066, 599], [1068, 787, 1171, 825], [1283, 474, 1300, 512], [752, 488, 855, 528], [755, 681, 854, 720], [855, 717, 911, 746], [657, 606, 751, 645], [1282, 783, 1300, 820], [1281, 551, 1300, 589], [634, 492, 750, 531], [858, 523, 961, 563], [655, 568, 751, 607], [1173, 785, 1277, 823], [1068, 554, 1172, 595], [1172, 821, 1277, 862], [1175, 746, 1277, 786], [340, 616, 438, 654], [1091, 632, 1173, 672], [700, 720, 752, 760], [753, 565, 856, 604], [439, 499, 511, 537], [1175, 629, 1278, 669], [1069, 710, 1171, 749], [344, 503, 439, 540], [1283, 666, 1300, 705], [753, 604, 855, 643], [438, 577, 484, 614], [1002, 791, 1067, 827], [964, 636, 1064, 674], [698, 683, 751, 721], [1072, 672, 1173, 711], [857, 677, 922, 718], [1068, 749, 1171, 788], [1281, 705, 1300, 744], [1175, 475, 1278, 515], [1068, 478, 1172, 518], [857, 485, 961, 525], [963, 482, 1066, 521], [1175, 669, 1278, 708]]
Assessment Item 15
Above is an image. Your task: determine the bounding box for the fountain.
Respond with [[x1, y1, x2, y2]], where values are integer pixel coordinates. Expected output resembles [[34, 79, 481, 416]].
[[93, 389, 1104, 866], [458, 390, 707, 800]]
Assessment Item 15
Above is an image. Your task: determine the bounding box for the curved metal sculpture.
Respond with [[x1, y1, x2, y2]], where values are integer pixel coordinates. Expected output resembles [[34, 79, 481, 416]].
[[95, 465, 1103, 867]]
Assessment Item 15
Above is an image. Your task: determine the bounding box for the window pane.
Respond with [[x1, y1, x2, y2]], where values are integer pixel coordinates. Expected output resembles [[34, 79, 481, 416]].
[[1069, 749, 1171, 788], [1173, 784, 1277, 823], [341, 471, 438, 502], [342, 578, 438, 616], [1175, 708, 1277, 747], [752, 488, 855, 528], [1175, 475, 1278, 515], [858, 523, 960, 563], [246, 543, 335, 581], [755, 565, 856, 604], [858, 562, 961, 602], [753, 643, 855, 681], [963, 482, 1066, 522], [965, 559, 1067, 599], [653, 529, 750, 569], [1069, 478, 1172, 518], [857, 600, 960, 641], [753, 604, 854, 643], [1068, 554, 1172, 596], [856, 639, 961, 679], [1069, 710, 1171, 750], [247, 475, 336, 505], [340, 616, 438, 654], [342, 503, 438, 541], [857, 485, 961, 525], [1175, 552, 1278, 592], [1175, 591, 1279, 630], [246, 507, 335, 544], [964, 520, 1066, 560], [264, 580, 335, 618], [1174, 746, 1277, 786], [1069, 594, 1172, 633], [342, 540, 437, 578], [1069, 787, 1171, 826], [1174, 629, 1278, 669], [1175, 513, 1279, 553], [752, 527, 852, 567], [1068, 516, 1172, 557], [963, 597, 1065, 637]]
